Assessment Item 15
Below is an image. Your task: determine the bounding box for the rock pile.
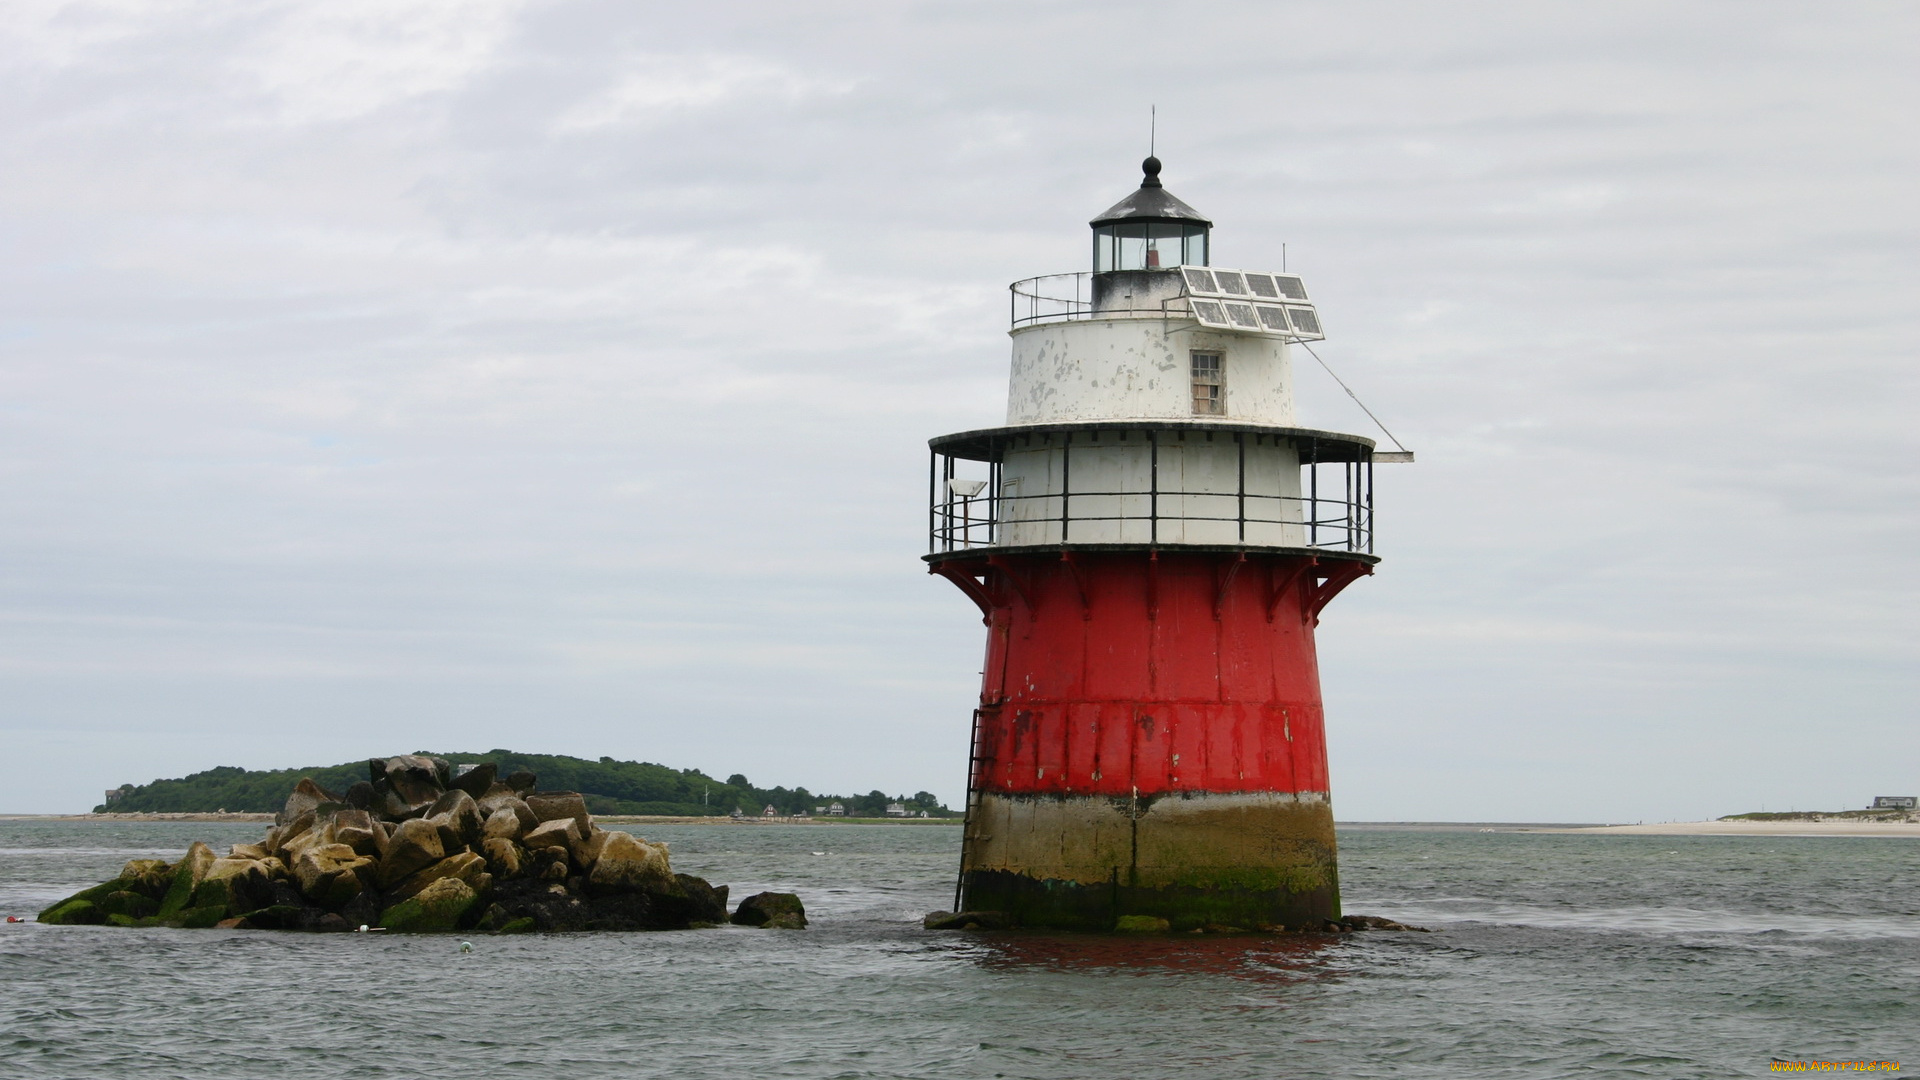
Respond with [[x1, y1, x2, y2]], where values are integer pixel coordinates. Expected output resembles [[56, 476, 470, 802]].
[[39, 755, 806, 934]]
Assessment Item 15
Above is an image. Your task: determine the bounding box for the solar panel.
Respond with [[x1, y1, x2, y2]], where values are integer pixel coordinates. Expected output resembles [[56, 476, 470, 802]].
[[1190, 300, 1231, 327], [1172, 266, 1323, 339], [1182, 268, 1217, 293]]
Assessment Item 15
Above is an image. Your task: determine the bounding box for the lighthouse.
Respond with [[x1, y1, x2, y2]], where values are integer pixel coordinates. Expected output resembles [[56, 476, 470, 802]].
[[926, 157, 1382, 931]]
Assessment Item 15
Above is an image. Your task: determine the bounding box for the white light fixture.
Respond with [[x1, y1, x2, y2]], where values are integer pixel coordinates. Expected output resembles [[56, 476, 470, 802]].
[[948, 479, 987, 498]]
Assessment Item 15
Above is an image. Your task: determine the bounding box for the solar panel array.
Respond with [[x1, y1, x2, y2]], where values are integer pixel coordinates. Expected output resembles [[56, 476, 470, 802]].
[[1180, 267, 1324, 341]]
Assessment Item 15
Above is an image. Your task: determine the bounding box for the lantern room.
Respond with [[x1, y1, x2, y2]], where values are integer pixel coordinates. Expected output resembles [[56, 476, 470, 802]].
[[1090, 156, 1211, 271]]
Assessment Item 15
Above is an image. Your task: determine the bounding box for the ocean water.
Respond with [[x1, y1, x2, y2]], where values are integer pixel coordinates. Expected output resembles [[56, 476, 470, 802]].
[[1, 820, 1914, 1078]]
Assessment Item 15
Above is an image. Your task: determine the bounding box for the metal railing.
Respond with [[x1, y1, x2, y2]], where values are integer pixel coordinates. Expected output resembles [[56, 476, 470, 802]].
[[1010, 272, 1197, 329], [930, 439, 1374, 556]]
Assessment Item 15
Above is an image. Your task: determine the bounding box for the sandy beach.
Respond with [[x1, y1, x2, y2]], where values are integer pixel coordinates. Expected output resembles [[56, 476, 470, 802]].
[[1569, 820, 1920, 837]]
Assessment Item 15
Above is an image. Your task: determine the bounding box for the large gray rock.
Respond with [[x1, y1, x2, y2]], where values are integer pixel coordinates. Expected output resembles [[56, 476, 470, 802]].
[[270, 812, 318, 862], [380, 755, 444, 808], [522, 818, 579, 851], [121, 859, 174, 897], [426, 815, 466, 859], [344, 780, 378, 812], [378, 877, 480, 933], [474, 785, 538, 829], [480, 838, 527, 878], [328, 808, 380, 856], [525, 791, 591, 836], [276, 778, 337, 827], [504, 770, 537, 794], [379, 817, 445, 886], [482, 808, 525, 842], [570, 826, 611, 868], [291, 845, 373, 908], [586, 831, 674, 894], [451, 762, 497, 798], [426, 789, 484, 848], [388, 851, 491, 902]]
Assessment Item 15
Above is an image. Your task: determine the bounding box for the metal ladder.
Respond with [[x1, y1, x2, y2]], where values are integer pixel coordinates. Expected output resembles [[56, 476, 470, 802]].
[[952, 706, 987, 913]]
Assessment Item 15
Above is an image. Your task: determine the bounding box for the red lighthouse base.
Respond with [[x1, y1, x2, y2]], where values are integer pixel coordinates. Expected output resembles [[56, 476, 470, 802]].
[[932, 547, 1371, 931]]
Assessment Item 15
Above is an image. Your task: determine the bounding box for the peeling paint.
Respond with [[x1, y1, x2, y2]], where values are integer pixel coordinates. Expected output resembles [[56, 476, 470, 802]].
[[1007, 320, 1294, 427]]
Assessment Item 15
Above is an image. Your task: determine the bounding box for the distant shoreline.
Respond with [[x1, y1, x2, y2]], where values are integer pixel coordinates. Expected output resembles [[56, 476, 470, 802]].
[[7, 815, 1913, 836], [1565, 820, 1920, 837]]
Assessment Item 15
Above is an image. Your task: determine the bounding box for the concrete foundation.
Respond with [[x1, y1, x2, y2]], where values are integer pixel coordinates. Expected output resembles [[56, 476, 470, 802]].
[[960, 789, 1338, 930]]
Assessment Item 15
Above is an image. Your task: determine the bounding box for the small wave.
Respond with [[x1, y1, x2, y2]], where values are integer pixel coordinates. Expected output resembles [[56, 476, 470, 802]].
[[1359, 899, 1920, 939]]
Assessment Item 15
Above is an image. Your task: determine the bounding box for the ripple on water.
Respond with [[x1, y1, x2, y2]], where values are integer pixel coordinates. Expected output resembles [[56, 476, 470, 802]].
[[2, 822, 1916, 1079]]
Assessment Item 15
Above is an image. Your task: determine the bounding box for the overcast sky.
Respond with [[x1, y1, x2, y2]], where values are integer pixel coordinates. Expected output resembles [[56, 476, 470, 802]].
[[3, 0, 1914, 819]]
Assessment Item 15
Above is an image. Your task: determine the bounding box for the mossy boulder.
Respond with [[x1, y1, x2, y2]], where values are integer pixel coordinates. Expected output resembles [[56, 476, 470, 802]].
[[177, 905, 230, 929], [1115, 915, 1171, 933], [97, 890, 157, 920], [379, 877, 482, 932], [38, 875, 145, 924], [120, 859, 175, 898], [156, 842, 217, 919], [187, 876, 229, 912], [39, 898, 108, 925]]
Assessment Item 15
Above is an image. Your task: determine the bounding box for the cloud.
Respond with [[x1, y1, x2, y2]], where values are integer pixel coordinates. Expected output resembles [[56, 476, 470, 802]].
[[0, 0, 1915, 819], [555, 53, 854, 131]]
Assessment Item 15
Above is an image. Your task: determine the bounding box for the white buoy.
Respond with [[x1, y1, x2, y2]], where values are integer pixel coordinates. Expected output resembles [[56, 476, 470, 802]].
[[458, 940, 473, 953]]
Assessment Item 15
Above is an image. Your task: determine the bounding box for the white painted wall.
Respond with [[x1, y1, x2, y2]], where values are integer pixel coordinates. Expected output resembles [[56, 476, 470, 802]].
[[998, 435, 1305, 547], [1005, 317, 1295, 427]]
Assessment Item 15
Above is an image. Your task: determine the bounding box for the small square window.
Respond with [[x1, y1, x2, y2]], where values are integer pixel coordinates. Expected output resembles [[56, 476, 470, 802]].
[[1191, 352, 1224, 416]]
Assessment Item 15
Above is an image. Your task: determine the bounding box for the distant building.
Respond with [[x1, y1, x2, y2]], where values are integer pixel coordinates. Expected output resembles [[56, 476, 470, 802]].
[[813, 806, 827, 815], [729, 807, 744, 819], [919, 810, 930, 818], [103, 787, 130, 804], [1871, 796, 1917, 810], [763, 804, 779, 817], [827, 802, 846, 816], [885, 802, 908, 817]]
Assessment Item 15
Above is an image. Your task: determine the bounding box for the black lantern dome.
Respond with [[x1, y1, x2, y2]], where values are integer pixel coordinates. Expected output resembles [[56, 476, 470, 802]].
[[1090, 157, 1212, 272]]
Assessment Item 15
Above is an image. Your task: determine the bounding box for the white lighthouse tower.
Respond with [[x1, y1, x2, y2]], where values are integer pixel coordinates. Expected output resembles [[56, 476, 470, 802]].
[[926, 156, 1383, 931]]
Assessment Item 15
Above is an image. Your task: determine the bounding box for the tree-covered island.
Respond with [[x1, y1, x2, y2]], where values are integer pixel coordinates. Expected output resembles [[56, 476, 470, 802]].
[[98, 750, 957, 819]]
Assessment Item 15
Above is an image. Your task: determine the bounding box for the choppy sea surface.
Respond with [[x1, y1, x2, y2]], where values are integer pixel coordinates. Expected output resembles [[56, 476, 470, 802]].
[[2, 820, 1915, 1079]]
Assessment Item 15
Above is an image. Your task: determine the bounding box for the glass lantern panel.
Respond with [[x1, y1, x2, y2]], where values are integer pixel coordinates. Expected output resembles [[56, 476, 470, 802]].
[[1094, 231, 1117, 274], [1145, 224, 1187, 269], [1182, 227, 1209, 267]]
